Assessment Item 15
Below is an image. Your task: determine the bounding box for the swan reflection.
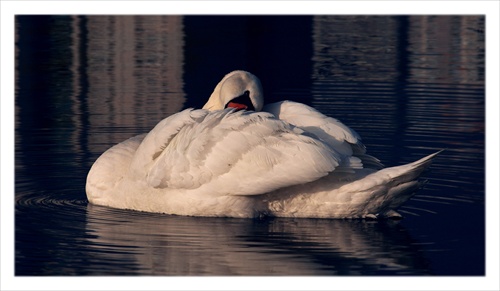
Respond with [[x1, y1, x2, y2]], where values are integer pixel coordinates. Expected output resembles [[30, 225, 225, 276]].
[[84, 204, 430, 275]]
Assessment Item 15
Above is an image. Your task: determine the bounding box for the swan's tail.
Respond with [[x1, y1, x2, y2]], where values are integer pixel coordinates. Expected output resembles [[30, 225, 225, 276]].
[[389, 149, 443, 183], [266, 150, 443, 219], [354, 150, 443, 217]]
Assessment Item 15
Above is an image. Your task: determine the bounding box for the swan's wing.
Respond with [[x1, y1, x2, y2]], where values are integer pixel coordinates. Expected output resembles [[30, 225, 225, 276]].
[[263, 101, 383, 169], [131, 108, 341, 196], [129, 109, 208, 180]]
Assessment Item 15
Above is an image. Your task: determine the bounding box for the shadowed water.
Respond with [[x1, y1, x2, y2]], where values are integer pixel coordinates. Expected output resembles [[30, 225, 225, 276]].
[[15, 15, 484, 275]]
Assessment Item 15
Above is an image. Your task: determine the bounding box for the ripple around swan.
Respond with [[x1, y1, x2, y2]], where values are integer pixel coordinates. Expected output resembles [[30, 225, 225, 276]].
[[16, 191, 87, 210]]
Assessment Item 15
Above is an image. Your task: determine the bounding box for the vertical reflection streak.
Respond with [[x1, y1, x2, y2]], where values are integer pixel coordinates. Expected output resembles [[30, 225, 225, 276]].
[[392, 16, 410, 165]]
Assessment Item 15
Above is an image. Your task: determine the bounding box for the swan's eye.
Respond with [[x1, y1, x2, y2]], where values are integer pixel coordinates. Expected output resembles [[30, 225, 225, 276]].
[[225, 90, 255, 111]]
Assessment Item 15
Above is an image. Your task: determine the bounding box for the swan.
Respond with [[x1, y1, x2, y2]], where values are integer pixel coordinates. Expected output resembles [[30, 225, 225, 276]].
[[86, 70, 441, 218]]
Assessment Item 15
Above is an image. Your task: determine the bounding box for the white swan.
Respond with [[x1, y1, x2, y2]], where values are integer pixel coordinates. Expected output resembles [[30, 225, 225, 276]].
[[86, 70, 440, 218]]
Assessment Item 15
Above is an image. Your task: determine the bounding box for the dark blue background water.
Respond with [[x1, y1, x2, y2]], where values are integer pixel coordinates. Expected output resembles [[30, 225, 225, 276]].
[[15, 15, 485, 276]]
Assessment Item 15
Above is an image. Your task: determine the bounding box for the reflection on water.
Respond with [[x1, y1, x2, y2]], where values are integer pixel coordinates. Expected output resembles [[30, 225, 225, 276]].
[[15, 15, 484, 276], [16, 192, 431, 275], [312, 15, 484, 85], [75, 15, 187, 155], [84, 205, 431, 275]]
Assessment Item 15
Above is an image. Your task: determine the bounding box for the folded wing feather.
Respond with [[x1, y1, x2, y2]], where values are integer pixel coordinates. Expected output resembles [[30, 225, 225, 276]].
[[264, 101, 382, 169], [132, 108, 343, 196]]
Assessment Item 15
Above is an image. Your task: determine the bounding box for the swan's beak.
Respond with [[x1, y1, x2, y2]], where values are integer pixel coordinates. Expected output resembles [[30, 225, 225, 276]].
[[225, 90, 255, 111], [226, 102, 249, 111]]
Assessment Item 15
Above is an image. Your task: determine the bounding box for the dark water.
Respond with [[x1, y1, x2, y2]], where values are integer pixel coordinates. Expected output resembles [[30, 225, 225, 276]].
[[15, 15, 485, 276]]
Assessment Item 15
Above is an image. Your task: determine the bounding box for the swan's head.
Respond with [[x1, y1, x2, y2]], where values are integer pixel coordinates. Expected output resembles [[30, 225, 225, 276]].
[[203, 70, 264, 112]]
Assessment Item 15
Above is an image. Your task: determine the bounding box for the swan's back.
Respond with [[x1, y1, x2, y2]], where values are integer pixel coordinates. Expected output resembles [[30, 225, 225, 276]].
[[130, 108, 349, 196]]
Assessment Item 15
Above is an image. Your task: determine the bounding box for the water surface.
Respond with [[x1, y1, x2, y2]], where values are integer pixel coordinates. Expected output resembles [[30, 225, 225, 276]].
[[15, 15, 485, 276]]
